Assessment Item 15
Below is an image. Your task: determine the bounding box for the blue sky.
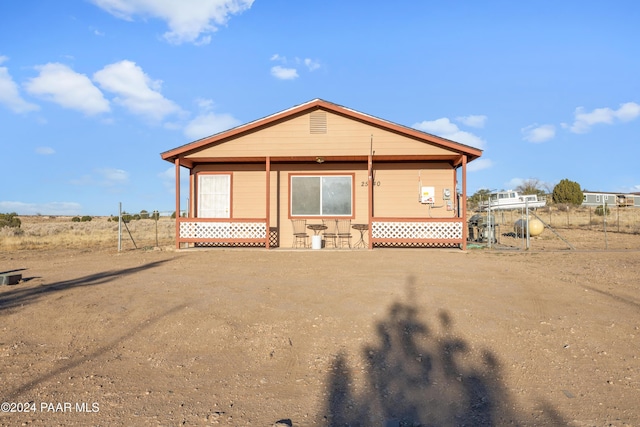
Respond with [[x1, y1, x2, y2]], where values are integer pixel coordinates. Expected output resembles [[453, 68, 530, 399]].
[[1, 1, 639, 216]]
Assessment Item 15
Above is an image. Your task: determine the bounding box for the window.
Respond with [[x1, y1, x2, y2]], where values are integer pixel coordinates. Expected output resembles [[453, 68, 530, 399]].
[[596, 195, 601, 203], [198, 173, 230, 218], [291, 175, 353, 216]]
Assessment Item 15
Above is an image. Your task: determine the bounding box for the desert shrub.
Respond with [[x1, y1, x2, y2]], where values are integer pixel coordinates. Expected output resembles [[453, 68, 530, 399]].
[[140, 210, 149, 219], [81, 215, 93, 222], [71, 216, 81, 222], [0, 212, 21, 228], [594, 205, 610, 216]]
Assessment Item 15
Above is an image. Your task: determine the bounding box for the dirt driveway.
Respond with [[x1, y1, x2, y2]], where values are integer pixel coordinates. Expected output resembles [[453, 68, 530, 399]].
[[1, 242, 639, 426]]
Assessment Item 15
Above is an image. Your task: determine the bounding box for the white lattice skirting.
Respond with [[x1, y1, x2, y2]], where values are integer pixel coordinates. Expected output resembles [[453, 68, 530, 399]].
[[372, 221, 463, 240], [180, 222, 266, 240]]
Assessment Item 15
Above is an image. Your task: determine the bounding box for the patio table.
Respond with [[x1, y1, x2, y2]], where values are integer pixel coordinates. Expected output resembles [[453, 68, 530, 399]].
[[307, 224, 328, 235], [307, 224, 327, 250], [352, 223, 368, 248]]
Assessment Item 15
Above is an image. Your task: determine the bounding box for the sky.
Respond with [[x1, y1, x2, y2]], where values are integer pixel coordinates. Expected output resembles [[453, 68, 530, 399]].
[[1, 1, 639, 216]]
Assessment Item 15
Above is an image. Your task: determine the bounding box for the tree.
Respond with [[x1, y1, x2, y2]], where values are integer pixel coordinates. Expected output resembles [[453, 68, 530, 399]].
[[515, 178, 546, 197], [467, 189, 493, 210], [552, 179, 583, 205]]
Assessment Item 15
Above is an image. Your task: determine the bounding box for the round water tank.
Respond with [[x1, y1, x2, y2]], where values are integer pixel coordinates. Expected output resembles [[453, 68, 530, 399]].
[[514, 217, 544, 237]]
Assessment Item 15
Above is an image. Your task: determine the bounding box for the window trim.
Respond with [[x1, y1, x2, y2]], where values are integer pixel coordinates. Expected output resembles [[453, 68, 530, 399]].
[[288, 173, 355, 219]]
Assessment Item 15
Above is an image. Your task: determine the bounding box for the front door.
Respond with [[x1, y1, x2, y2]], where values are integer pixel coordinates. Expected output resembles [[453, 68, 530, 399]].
[[197, 174, 230, 218]]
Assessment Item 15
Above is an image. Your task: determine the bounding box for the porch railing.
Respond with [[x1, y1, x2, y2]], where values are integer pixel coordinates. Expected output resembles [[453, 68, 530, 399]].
[[371, 217, 464, 248], [177, 218, 268, 247], [175, 217, 464, 249]]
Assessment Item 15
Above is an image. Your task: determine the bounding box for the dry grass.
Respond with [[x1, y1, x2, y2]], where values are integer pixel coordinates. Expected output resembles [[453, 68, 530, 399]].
[[0, 216, 175, 251], [2, 207, 639, 252]]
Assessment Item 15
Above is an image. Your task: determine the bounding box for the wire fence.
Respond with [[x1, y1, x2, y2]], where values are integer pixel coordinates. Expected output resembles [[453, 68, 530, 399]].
[[491, 206, 640, 234], [484, 205, 640, 251], [116, 207, 182, 251]]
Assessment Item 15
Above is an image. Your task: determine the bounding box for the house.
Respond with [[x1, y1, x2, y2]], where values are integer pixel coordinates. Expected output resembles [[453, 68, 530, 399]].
[[160, 99, 482, 250], [582, 191, 640, 207]]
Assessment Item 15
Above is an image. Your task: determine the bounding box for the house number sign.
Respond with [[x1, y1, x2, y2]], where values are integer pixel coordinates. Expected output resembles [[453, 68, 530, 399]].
[[361, 181, 381, 187]]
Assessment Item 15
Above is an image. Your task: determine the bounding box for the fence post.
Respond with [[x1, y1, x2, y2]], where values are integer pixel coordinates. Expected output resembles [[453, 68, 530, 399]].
[[118, 202, 122, 252], [154, 210, 159, 247]]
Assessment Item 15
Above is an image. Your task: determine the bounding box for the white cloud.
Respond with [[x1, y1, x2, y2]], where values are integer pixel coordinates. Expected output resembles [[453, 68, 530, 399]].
[[94, 60, 181, 122], [269, 54, 320, 79], [0, 60, 40, 113], [412, 117, 486, 149], [25, 63, 110, 115], [616, 102, 640, 121], [467, 158, 493, 172], [97, 168, 129, 186], [36, 146, 55, 155], [91, 0, 254, 45], [195, 97, 215, 111], [0, 201, 82, 216], [271, 65, 298, 80], [456, 114, 487, 128], [565, 102, 640, 134], [71, 168, 130, 187], [304, 58, 320, 71], [184, 111, 241, 140], [505, 178, 524, 189], [521, 124, 556, 143]]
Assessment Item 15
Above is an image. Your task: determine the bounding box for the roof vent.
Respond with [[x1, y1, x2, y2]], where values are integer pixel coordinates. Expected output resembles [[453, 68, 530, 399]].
[[310, 111, 327, 134]]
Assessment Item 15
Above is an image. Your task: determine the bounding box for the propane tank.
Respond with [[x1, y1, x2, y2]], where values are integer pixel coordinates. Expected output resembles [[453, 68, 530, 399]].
[[514, 217, 544, 237]]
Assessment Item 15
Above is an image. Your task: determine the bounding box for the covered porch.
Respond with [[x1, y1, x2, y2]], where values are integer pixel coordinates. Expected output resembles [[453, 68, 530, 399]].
[[168, 153, 471, 250]]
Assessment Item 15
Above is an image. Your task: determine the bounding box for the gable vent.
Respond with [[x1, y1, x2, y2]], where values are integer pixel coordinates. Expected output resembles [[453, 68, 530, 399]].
[[310, 111, 327, 134]]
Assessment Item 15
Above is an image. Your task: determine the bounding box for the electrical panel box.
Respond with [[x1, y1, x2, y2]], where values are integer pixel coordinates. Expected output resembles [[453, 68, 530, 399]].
[[443, 188, 452, 200], [421, 186, 435, 204]]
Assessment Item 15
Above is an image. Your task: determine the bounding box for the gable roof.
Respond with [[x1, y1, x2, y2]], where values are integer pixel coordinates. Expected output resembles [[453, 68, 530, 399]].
[[160, 98, 483, 165]]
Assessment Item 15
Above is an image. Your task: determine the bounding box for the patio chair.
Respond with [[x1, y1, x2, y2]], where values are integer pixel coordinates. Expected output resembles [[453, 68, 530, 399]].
[[322, 219, 338, 248], [336, 219, 352, 248], [291, 219, 309, 248]]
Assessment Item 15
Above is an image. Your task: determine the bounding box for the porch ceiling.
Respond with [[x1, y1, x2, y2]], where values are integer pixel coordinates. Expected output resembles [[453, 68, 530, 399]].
[[175, 154, 465, 169]]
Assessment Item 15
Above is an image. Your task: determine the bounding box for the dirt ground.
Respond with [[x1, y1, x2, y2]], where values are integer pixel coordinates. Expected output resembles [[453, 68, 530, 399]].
[[1, 229, 639, 426]]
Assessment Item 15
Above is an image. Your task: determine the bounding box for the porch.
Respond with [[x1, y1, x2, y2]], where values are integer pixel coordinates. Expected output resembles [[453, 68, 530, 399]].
[[177, 217, 465, 249]]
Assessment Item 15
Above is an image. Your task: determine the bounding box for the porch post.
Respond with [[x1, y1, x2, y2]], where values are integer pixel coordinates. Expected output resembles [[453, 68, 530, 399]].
[[368, 152, 373, 250], [461, 155, 468, 250], [265, 156, 271, 249], [174, 158, 181, 249]]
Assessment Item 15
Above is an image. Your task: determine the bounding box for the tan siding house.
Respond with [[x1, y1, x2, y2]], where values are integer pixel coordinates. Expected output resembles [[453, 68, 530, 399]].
[[160, 99, 482, 250]]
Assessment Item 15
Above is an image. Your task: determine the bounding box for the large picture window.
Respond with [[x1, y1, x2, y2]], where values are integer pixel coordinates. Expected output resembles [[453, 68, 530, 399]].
[[291, 175, 353, 216]]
